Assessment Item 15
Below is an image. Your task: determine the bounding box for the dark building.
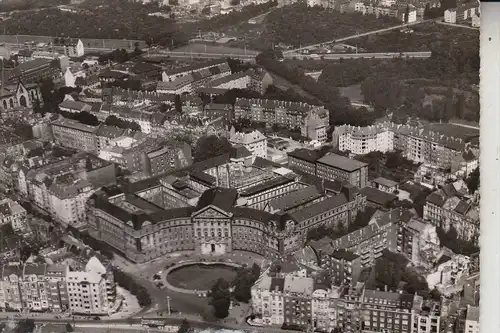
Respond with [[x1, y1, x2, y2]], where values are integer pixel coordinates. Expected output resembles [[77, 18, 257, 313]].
[[8, 59, 60, 84]]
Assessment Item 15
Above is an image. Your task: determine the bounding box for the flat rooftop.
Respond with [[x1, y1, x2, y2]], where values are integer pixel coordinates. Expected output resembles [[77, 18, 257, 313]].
[[317, 153, 367, 171]]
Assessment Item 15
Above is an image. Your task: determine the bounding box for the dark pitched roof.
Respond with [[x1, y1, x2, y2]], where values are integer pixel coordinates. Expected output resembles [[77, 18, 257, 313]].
[[454, 200, 471, 215], [240, 176, 295, 197], [230, 145, 252, 159], [330, 249, 360, 261], [359, 187, 398, 206], [270, 277, 285, 292], [289, 193, 349, 222], [195, 187, 238, 212], [268, 185, 322, 211], [288, 148, 323, 163]]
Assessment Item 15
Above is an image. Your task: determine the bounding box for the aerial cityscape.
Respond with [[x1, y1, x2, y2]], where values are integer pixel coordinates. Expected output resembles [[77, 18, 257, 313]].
[[0, 0, 480, 332]]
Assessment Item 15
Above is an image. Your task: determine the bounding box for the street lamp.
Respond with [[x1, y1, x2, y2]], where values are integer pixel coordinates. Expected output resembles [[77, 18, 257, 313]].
[[166, 296, 171, 315]]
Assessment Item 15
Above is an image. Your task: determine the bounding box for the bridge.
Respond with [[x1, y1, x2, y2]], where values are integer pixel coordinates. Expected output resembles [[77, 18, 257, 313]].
[[283, 19, 437, 54]]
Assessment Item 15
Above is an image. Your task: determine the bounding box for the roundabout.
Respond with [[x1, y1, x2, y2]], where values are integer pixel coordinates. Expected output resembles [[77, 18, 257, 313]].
[[163, 261, 242, 294]]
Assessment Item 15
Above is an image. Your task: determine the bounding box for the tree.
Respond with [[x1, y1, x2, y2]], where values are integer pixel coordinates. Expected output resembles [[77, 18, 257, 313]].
[[466, 167, 479, 194], [105, 115, 141, 131], [193, 135, 231, 162], [15, 319, 35, 333], [404, 5, 410, 24], [455, 93, 466, 119], [423, 3, 430, 19], [232, 264, 261, 303], [178, 319, 191, 333], [65, 322, 74, 332], [174, 94, 182, 113], [169, 0, 179, 5], [230, 0, 241, 5], [209, 278, 231, 319]]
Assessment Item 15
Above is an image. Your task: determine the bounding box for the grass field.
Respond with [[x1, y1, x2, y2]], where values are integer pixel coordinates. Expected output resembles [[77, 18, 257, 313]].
[[167, 264, 238, 290], [172, 43, 258, 55], [339, 84, 364, 103]]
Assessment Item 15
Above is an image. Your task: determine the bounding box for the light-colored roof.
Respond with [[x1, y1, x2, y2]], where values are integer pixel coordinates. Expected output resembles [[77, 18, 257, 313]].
[[373, 177, 399, 188], [284, 275, 314, 295], [466, 305, 479, 322], [85, 256, 106, 275], [229, 130, 266, 145], [317, 153, 367, 171]]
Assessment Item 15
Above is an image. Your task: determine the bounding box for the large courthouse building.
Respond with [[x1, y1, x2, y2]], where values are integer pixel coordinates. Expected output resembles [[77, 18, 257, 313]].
[[87, 153, 367, 263]]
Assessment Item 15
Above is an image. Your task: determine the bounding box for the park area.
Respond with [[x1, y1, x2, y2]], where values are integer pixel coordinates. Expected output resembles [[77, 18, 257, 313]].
[[167, 263, 238, 290]]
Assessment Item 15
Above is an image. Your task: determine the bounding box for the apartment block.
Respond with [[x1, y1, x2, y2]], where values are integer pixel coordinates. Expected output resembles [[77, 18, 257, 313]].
[[229, 128, 268, 159], [332, 123, 470, 169], [234, 98, 329, 141], [51, 118, 99, 152], [423, 183, 479, 245]]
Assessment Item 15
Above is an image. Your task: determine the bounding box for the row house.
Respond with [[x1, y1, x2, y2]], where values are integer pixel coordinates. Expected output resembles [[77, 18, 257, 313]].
[[58, 99, 92, 113], [251, 274, 441, 333], [313, 209, 413, 268], [423, 183, 479, 245], [444, 0, 480, 24], [333, 122, 470, 169], [208, 68, 273, 95], [51, 118, 100, 152], [0, 198, 28, 232], [354, 3, 417, 22], [19, 153, 116, 226], [161, 58, 231, 83], [0, 257, 114, 314], [234, 98, 330, 141]]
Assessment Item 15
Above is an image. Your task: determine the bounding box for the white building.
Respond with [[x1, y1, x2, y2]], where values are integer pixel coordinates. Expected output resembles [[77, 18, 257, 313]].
[[251, 274, 285, 325], [444, 8, 457, 23], [66, 257, 113, 315], [464, 305, 479, 333], [471, 13, 480, 27], [0, 198, 27, 231], [48, 176, 95, 227], [333, 123, 395, 155], [229, 128, 267, 159], [411, 296, 441, 333]]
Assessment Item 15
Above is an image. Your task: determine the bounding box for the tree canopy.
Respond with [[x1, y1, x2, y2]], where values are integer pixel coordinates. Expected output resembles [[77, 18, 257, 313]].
[[209, 278, 231, 319], [193, 135, 231, 162], [231, 264, 261, 303], [466, 167, 479, 194], [105, 115, 141, 131], [255, 3, 400, 50]]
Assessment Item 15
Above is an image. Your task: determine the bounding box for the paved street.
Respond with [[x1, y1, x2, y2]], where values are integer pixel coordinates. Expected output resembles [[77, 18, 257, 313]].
[[112, 251, 265, 320]]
